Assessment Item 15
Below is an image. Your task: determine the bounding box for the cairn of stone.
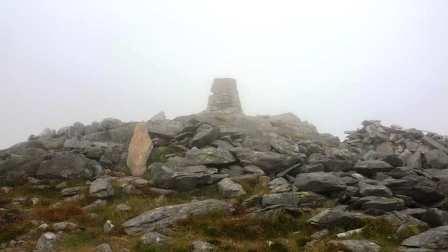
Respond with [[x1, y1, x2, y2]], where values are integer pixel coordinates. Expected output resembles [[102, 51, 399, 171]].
[[206, 78, 243, 114]]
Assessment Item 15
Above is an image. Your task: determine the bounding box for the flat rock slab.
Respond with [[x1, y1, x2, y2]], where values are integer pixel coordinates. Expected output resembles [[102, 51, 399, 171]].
[[122, 199, 232, 235], [401, 225, 448, 251]]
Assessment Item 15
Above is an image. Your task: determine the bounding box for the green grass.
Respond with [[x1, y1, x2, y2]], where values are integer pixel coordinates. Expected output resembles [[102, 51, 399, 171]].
[[60, 231, 96, 248]]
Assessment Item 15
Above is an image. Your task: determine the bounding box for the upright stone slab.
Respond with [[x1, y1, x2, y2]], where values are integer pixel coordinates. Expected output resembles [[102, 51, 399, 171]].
[[127, 123, 153, 177], [207, 78, 243, 113]]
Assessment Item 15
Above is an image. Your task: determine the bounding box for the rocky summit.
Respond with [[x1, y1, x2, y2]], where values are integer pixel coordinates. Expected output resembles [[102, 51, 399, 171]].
[[1, 79, 448, 251]]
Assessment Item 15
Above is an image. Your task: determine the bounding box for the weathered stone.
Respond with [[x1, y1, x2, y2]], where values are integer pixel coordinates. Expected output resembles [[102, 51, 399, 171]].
[[426, 149, 448, 169], [383, 176, 445, 205], [61, 186, 83, 197], [185, 147, 236, 165], [127, 123, 153, 177], [96, 243, 112, 252], [122, 199, 231, 235], [328, 240, 380, 252], [89, 177, 114, 198], [243, 165, 265, 175], [294, 172, 346, 195], [35, 232, 57, 252], [233, 148, 300, 175], [401, 225, 448, 251], [206, 78, 243, 114], [309, 206, 373, 229], [192, 240, 216, 252], [353, 196, 405, 214], [52, 221, 78, 231], [354, 160, 393, 177], [146, 119, 184, 138], [358, 182, 392, 197], [104, 220, 114, 233], [36, 151, 102, 180], [423, 136, 448, 154], [217, 178, 246, 198], [420, 208, 448, 227], [262, 192, 324, 208], [190, 124, 220, 148], [148, 163, 218, 190], [268, 177, 292, 193], [140, 231, 171, 246]]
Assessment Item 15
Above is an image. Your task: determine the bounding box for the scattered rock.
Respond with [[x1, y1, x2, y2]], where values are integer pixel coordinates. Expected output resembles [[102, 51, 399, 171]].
[[354, 160, 393, 177], [400, 225, 448, 251], [116, 203, 132, 212], [294, 172, 345, 195], [52, 221, 78, 231], [328, 240, 380, 252], [122, 199, 231, 235], [185, 147, 236, 165], [104, 220, 114, 233], [191, 240, 216, 252], [61, 186, 83, 197], [233, 148, 300, 174], [140, 232, 171, 246], [35, 232, 57, 252], [89, 177, 114, 198], [217, 178, 246, 198], [96, 243, 113, 252], [262, 192, 324, 208], [190, 124, 220, 148]]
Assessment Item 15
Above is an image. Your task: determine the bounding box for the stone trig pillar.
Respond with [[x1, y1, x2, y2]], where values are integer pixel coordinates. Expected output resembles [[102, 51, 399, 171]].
[[206, 78, 243, 114]]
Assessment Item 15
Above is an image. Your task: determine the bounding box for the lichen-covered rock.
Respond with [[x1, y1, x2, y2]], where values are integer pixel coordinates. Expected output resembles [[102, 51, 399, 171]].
[[35, 232, 57, 252], [294, 172, 346, 194], [328, 240, 380, 252], [232, 148, 300, 175], [400, 225, 448, 251], [89, 177, 114, 198], [122, 199, 231, 235], [354, 160, 393, 177], [37, 151, 103, 180], [190, 123, 220, 148], [185, 147, 235, 165], [148, 163, 218, 191], [262, 192, 324, 208], [217, 178, 246, 198]]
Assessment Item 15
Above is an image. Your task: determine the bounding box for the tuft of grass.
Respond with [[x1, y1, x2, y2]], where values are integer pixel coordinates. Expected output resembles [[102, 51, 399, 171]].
[[60, 231, 96, 249]]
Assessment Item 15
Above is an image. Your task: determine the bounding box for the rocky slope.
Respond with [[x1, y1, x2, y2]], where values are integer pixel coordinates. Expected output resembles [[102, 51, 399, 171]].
[[1, 79, 448, 252]]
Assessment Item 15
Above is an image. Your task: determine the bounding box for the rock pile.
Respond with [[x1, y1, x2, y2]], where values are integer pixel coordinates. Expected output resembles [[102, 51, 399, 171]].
[[2, 79, 448, 251]]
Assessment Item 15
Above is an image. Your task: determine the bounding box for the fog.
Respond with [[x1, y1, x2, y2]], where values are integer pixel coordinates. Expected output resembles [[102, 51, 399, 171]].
[[2, 0, 448, 149]]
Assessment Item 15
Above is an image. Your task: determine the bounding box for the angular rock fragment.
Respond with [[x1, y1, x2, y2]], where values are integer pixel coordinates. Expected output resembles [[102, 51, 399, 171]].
[[89, 177, 114, 198], [217, 178, 246, 198], [122, 199, 231, 235], [294, 172, 346, 195]]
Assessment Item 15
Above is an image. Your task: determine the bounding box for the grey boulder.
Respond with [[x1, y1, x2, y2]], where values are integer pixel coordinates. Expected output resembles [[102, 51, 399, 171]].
[[261, 192, 324, 208], [37, 151, 103, 180], [122, 199, 231, 235], [185, 147, 236, 165], [89, 177, 114, 198], [354, 160, 393, 177], [148, 163, 218, 191], [328, 240, 380, 252], [400, 225, 448, 251], [294, 172, 346, 195], [232, 148, 300, 175], [217, 178, 246, 198], [190, 123, 220, 148]]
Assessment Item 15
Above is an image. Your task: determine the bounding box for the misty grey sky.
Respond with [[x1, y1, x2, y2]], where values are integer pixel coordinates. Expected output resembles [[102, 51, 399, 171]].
[[1, 0, 448, 149]]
